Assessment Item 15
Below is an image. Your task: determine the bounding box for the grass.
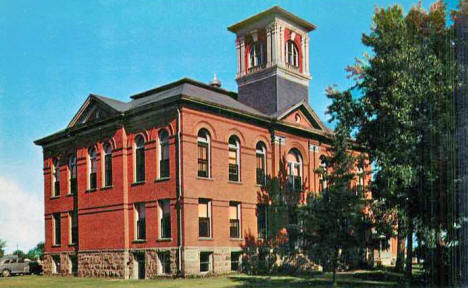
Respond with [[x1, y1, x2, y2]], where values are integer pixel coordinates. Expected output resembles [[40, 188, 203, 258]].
[[0, 271, 400, 288]]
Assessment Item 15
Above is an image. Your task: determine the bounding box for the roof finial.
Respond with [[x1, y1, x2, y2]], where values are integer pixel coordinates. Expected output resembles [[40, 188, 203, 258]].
[[209, 73, 222, 88]]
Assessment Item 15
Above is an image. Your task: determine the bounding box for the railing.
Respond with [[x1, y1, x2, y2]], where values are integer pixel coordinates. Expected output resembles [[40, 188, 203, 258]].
[[137, 219, 146, 240], [160, 159, 170, 178], [199, 217, 210, 238], [256, 168, 265, 186], [230, 219, 240, 238], [89, 172, 97, 189], [160, 216, 171, 239], [229, 164, 239, 182], [198, 159, 208, 177], [54, 181, 60, 196]]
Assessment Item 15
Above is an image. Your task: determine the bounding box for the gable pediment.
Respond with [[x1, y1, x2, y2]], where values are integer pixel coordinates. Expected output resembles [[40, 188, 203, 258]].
[[278, 101, 328, 132], [68, 95, 119, 128]]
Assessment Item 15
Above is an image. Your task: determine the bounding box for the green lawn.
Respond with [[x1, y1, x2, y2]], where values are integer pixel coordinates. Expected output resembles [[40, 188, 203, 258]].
[[0, 272, 400, 288]]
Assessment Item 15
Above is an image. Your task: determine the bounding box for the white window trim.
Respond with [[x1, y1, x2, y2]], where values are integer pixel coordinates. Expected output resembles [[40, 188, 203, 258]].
[[158, 131, 169, 179], [229, 137, 241, 181], [198, 132, 211, 178], [158, 199, 171, 239]]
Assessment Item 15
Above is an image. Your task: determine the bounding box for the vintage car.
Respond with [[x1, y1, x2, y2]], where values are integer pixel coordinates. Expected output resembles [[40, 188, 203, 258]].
[[0, 255, 31, 277]]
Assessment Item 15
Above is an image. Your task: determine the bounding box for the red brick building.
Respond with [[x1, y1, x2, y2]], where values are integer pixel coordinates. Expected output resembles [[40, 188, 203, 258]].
[[34, 6, 371, 279]]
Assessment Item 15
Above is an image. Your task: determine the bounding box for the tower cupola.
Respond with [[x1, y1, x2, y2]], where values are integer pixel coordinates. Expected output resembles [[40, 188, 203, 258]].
[[228, 6, 316, 116]]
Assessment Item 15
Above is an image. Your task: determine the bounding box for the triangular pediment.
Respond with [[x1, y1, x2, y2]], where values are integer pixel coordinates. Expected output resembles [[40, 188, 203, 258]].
[[278, 101, 328, 132], [68, 95, 119, 128]]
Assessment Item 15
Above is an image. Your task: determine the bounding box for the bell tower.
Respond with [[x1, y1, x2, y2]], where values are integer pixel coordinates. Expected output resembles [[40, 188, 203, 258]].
[[228, 6, 315, 116]]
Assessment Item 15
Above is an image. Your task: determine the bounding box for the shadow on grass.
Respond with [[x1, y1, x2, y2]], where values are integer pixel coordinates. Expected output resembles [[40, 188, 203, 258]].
[[229, 273, 398, 288]]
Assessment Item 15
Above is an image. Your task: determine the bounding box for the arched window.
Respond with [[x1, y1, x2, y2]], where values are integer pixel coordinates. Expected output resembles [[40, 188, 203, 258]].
[[103, 142, 112, 187], [197, 129, 210, 178], [319, 155, 328, 192], [287, 149, 302, 192], [249, 42, 264, 68], [228, 136, 240, 182], [286, 40, 299, 67], [68, 155, 77, 195], [135, 135, 146, 182], [88, 147, 97, 190], [159, 130, 170, 179], [53, 158, 60, 197], [256, 142, 266, 185]]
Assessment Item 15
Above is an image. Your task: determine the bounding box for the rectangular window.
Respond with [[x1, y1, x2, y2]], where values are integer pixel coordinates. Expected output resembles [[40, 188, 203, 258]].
[[256, 153, 265, 185], [229, 202, 240, 239], [160, 143, 170, 178], [136, 148, 145, 182], [198, 142, 208, 177], [228, 148, 239, 182], [135, 203, 146, 240], [53, 213, 61, 246], [231, 252, 241, 271], [287, 163, 302, 192], [69, 255, 78, 275], [53, 161, 60, 197], [69, 211, 78, 245], [198, 199, 211, 238], [257, 204, 266, 239], [159, 200, 171, 239], [200, 252, 212, 273], [158, 252, 171, 275], [105, 153, 112, 187]]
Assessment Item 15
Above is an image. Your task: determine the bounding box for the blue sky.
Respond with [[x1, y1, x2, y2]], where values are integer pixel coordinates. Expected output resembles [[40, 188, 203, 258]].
[[0, 0, 459, 253]]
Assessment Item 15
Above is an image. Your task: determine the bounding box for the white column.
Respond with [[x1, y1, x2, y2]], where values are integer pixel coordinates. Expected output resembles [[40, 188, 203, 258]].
[[278, 26, 284, 66], [266, 24, 272, 67], [236, 37, 241, 77], [305, 35, 310, 74], [239, 36, 246, 76], [301, 35, 306, 74]]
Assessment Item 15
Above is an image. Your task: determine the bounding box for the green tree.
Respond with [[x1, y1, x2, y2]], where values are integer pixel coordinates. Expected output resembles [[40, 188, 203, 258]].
[[300, 88, 363, 286], [0, 239, 6, 258], [12, 249, 25, 258], [26, 242, 44, 260]]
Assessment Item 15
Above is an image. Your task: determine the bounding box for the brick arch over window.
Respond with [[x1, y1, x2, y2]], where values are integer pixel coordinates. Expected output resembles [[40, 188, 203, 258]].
[[193, 121, 217, 141], [252, 135, 271, 151], [286, 142, 308, 164], [127, 131, 149, 147], [225, 128, 246, 146], [102, 137, 117, 151]]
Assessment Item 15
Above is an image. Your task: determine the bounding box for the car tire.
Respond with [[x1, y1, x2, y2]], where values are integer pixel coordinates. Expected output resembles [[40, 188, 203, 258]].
[[2, 269, 11, 277]]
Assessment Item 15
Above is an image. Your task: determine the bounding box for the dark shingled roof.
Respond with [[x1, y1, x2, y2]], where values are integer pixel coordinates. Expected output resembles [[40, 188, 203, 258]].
[[90, 78, 267, 117]]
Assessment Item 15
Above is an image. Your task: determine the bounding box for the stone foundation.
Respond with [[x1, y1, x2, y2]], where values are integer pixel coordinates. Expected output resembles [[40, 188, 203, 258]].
[[43, 252, 76, 276], [78, 250, 128, 278], [44, 247, 238, 279], [183, 247, 242, 276]]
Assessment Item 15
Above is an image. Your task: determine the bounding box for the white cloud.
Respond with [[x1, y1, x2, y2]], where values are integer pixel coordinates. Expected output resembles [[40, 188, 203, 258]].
[[0, 176, 43, 254]]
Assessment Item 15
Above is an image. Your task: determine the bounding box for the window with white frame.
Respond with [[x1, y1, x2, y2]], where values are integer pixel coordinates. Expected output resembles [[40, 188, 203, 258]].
[[228, 136, 240, 182], [286, 40, 299, 67], [198, 199, 211, 238], [159, 200, 171, 239], [52, 158, 60, 197], [229, 202, 241, 239], [103, 142, 112, 187], [68, 155, 77, 195], [88, 147, 97, 190], [135, 203, 146, 240], [256, 142, 266, 185], [197, 130, 210, 178], [287, 149, 303, 192], [158, 252, 171, 275], [159, 130, 170, 179], [249, 42, 264, 68], [200, 252, 212, 273], [135, 135, 146, 182]]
